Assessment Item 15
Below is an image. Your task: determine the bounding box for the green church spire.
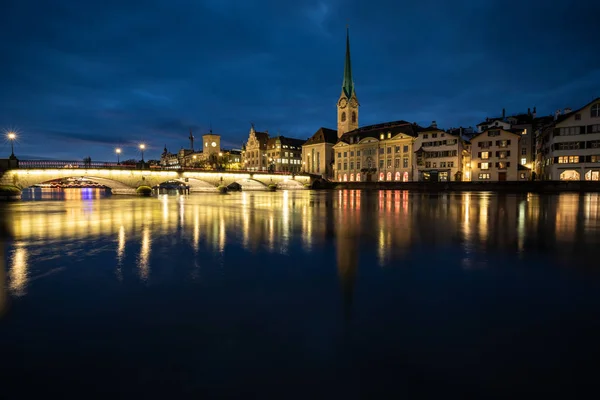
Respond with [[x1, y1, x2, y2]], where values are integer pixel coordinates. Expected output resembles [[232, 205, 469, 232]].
[[342, 27, 354, 99]]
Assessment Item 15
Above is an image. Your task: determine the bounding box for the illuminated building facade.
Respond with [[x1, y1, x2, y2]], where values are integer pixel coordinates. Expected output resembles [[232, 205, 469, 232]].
[[538, 98, 600, 181], [160, 132, 241, 170], [469, 128, 527, 181], [413, 124, 471, 182]]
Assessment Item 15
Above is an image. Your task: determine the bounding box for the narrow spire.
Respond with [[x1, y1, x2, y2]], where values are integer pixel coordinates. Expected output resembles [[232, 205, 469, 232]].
[[189, 129, 194, 151], [342, 26, 354, 99]]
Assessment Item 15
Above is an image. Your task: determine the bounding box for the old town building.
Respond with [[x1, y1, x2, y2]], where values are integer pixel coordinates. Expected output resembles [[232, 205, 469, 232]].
[[265, 136, 304, 173], [242, 125, 269, 171], [413, 123, 471, 181], [539, 98, 600, 181], [469, 128, 527, 181], [302, 127, 337, 178], [333, 121, 418, 182]]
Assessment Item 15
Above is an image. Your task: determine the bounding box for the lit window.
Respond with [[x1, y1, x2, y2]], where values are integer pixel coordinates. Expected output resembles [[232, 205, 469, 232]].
[[481, 152, 489, 159], [521, 158, 527, 165], [481, 162, 490, 170]]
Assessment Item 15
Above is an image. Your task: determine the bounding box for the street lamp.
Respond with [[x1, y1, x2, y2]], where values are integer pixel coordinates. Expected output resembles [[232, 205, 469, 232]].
[[115, 148, 121, 165], [7, 132, 16, 158], [139, 144, 146, 162]]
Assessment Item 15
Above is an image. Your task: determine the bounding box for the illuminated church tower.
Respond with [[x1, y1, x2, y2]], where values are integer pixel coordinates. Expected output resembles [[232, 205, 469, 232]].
[[337, 27, 359, 138]]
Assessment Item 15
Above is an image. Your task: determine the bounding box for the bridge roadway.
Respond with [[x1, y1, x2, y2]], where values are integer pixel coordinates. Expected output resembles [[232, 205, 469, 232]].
[[0, 160, 315, 194]]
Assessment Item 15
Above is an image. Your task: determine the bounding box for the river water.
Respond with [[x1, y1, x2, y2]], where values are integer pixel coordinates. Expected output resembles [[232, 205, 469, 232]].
[[1, 188, 600, 398]]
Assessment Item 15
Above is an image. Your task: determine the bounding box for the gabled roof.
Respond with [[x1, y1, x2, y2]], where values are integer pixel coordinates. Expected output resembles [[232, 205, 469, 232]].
[[253, 131, 269, 142], [337, 120, 419, 143], [555, 97, 600, 124], [303, 127, 338, 146], [417, 125, 445, 133], [476, 118, 510, 127], [470, 127, 524, 140]]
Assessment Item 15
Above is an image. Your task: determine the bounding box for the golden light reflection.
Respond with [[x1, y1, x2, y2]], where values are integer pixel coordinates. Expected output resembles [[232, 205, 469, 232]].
[[9, 243, 28, 296], [3, 189, 600, 290], [0, 242, 7, 317], [138, 227, 151, 281], [116, 225, 125, 281]]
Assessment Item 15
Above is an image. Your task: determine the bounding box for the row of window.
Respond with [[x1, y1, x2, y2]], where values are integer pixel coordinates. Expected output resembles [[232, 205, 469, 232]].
[[424, 161, 455, 168], [267, 151, 299, 158], [551, 140, 600, 151], [554, 155, 600, 164], [272, 159, 301, 164], [477, 151, 510, 159], [337, 146, 409, 158], [337, 158, 410, 170], [422, 139, 458, 147], [477, 162, 512, 170], [337, 171, 411, 182], [423, 150, 459, 158], [555, 125, 600, 136], [477, 140, 512, 148], [422, 133, 446, 139]]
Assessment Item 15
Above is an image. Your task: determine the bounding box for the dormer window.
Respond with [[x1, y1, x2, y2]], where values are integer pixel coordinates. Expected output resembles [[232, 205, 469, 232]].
[[387, 132, 391, 139], [380, 133, 384, 140], [592, 103, 600, 118]]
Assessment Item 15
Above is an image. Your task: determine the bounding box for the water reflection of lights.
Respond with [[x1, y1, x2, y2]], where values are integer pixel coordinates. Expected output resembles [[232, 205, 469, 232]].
[[138, 227, 151, 281], [9, 243, 28, 296], [116, 225, 125, 280], [0, 243, 7, 316]]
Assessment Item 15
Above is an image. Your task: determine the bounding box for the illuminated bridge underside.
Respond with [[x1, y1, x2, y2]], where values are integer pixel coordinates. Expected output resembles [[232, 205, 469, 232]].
[[0, 169, 311, 194]]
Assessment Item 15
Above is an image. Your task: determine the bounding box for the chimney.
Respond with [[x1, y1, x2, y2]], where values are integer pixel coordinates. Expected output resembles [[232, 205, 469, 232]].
[[554, 109, 561, 121], [502, 108, 506, 119], [564, 107, 572, 114], [431, 120, 437, 128]]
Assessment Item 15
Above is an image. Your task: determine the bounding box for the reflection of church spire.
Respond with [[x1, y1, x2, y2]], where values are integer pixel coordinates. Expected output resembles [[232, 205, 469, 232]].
[[336, 197, 359, 322], [337, 245, 357, 322]]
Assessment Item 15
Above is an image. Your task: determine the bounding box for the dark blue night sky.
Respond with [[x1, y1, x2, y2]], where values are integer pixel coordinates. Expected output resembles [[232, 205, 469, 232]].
[[2, 0, 599, 161]]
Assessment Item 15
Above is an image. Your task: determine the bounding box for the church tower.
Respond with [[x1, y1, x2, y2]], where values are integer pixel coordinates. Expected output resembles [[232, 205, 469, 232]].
[[337, 27, 359, 138]]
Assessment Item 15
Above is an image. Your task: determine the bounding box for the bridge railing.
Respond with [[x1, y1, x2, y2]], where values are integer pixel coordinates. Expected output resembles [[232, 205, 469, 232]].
[[17, 160, 137, 169], [14, 160, 308, 175]]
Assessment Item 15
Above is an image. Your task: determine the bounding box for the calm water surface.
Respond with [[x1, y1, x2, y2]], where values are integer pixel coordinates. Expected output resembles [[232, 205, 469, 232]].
[[1, 189, 600, 398]]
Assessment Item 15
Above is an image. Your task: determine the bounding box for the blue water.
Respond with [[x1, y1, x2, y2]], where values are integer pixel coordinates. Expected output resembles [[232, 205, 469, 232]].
[[1, 189, 600, 398]]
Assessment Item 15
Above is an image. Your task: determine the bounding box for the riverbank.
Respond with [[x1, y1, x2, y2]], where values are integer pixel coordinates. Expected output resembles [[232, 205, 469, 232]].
[[331, 181, 600, 193]]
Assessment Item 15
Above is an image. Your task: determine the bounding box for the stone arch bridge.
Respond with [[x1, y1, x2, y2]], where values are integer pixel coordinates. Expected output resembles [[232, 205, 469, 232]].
[[0, 163, 315, 194]]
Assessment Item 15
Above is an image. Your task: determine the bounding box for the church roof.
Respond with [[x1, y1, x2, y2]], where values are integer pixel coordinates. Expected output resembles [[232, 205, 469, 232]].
[[337, 120, 419, 143], [303, 127, 338, 146], [342, 27, 355, 99]]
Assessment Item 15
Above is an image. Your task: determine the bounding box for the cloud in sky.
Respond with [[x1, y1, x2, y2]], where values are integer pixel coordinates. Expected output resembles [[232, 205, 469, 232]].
[[1, 0, 599, 160]]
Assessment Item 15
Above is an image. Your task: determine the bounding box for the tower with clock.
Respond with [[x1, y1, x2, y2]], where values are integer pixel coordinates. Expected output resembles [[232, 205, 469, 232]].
[[202, 130, 221, 157], [337, 27, 359, 137]]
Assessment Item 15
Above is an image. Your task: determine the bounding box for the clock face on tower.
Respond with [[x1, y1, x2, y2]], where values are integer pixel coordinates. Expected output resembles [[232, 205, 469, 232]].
[[350, 98, 358, 107], [211, 142, 217, 147], [339, 98, 348, 108]]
